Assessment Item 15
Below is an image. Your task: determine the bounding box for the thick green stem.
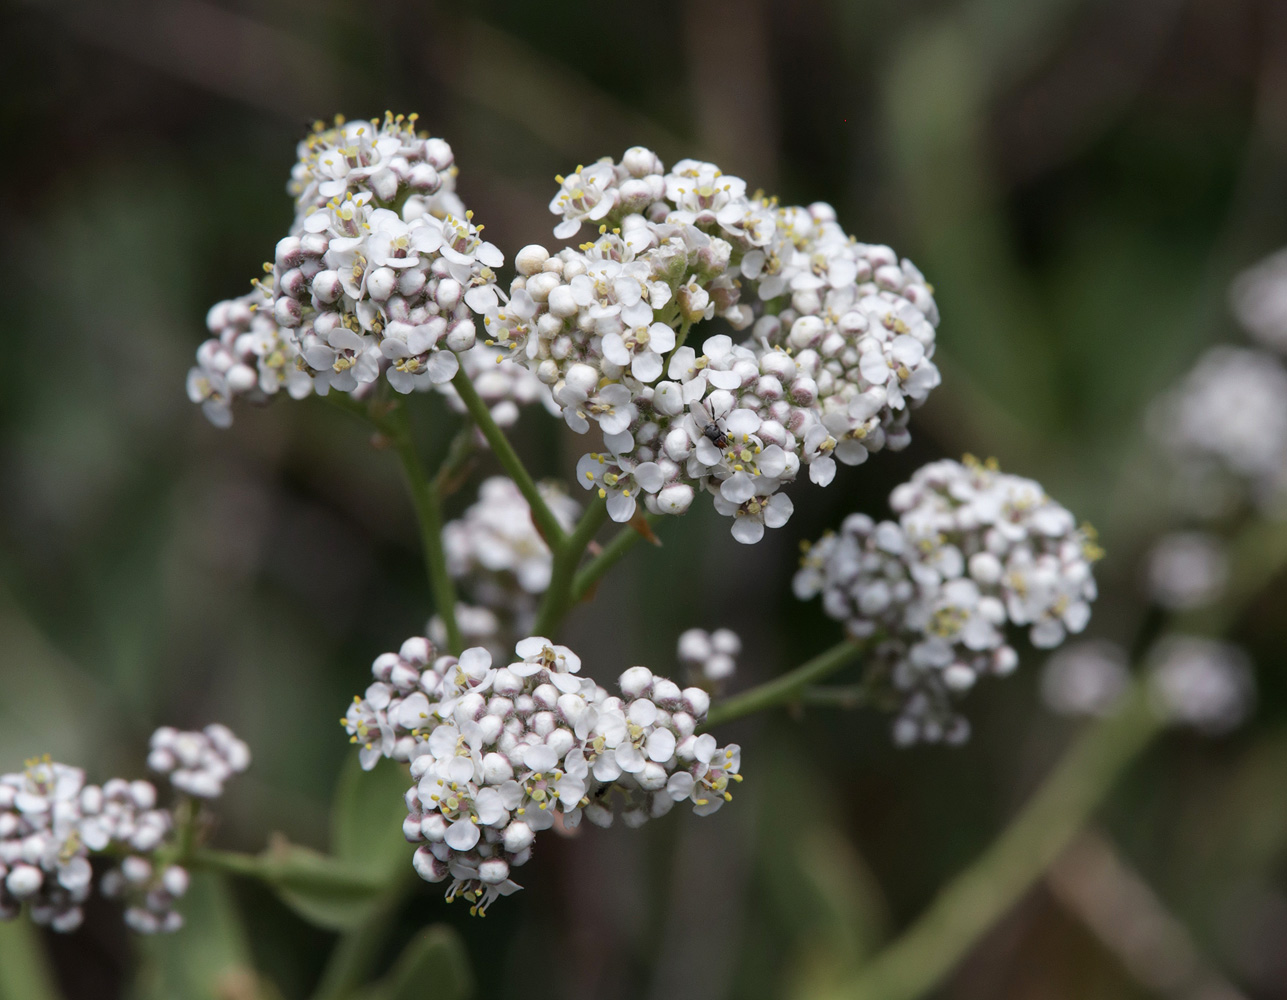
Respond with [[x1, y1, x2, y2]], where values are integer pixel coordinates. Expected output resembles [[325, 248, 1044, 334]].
[[823, 689, 1164, 1000], [0, 918, 62, 1000], [571, 519, 649, 602], [450, 369, 566, 549], [704, 640, 867, 728], [387, 405, 461, 653], [533, 495, 609, 636]]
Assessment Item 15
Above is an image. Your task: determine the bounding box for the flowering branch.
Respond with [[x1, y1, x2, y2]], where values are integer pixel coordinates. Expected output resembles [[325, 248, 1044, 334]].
[[704, 639, 868, 728], [449, 369, 568, 550], [824, 687, 1163, 1000]]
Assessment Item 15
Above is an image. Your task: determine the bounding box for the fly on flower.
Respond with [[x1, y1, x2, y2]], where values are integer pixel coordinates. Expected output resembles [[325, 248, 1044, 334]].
[[692, 399, 730, 450]]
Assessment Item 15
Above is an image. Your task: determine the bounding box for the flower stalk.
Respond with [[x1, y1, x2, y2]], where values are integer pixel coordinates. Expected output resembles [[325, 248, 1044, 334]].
[[704, 639, 868, 728], [386, 403, 462, 653], [533, 494, 609, 636], [824, 687, 1163, 1000], [449, 369, 567, 550]]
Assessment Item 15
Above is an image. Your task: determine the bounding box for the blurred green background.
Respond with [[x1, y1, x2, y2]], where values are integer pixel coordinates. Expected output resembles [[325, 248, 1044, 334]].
[[4, 0, 1287, 997]]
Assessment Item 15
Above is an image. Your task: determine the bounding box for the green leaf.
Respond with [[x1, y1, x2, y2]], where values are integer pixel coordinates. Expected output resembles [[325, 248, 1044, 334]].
[[0, 917, 62, 1000], [331, 754, 414, 881], [358, 925, 474, 1000], [260, 840, 392, 932]]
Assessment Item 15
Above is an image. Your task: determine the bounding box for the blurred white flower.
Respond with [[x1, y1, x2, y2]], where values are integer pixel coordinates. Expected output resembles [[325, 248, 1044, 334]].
[[1146, 531, 1229, 611], [1040, 640, 1131, 718], [0, 729, 243, 935], [1150, 346, 1287, 512], [677, 627, 741, 689], [147, 724, 251, 799], [1147, 635, 1254, 734], [1231, 248, 1287, 352]]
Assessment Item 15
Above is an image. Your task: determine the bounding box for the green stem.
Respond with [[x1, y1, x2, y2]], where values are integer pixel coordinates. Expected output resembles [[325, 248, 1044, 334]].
[[533, 495, 609, 636], [387, 404, 461, 653], [669, 319, 693, 357], [326, 392, 461, 650], [824, 689, 1164, 1000], [190, 847, 268, 879], [310, 881, 412, 1000], [450, 369, 566, 549], [0, 918, 62, 1000], [800, 684, 874, 709], [191, 848, 387, 894], [571, 518, 650, 602], [704, 640, 867, 728], [325, 391, 391, 433], [433, 418, 478, 495]]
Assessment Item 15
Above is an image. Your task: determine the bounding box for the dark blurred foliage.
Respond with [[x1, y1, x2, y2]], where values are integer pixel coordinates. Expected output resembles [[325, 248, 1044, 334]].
[[3, 1, 1287, 998]]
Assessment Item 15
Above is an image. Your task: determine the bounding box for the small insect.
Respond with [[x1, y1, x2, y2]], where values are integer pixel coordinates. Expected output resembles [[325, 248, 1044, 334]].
[[693, 400, 730, 450]]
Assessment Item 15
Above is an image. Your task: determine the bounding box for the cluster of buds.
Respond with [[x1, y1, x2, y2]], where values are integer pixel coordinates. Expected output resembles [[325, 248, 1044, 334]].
[[794, 457, 1101, 744], [677, 627, 741, 691], [0, 726, 249, 934], [147, 725, 251, 799], [480, 148, 942, 541], [188, 113, 513, 422], [343, 635, 739, 914]]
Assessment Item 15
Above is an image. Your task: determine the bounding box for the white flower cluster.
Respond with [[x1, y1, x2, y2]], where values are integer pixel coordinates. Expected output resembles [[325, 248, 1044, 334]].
[[343, 635, 739, 914], [794, 457, 1101, 744], [677, 627, 741, 689], [1146, 635, 1254, 734], [191, 127, 944, 543], [189, 113, 512, 424], [147, 725, 252, 799], [1149, 346, 1287, 513], [0, 726, 244, 936], [479, 147, 942, 541]]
